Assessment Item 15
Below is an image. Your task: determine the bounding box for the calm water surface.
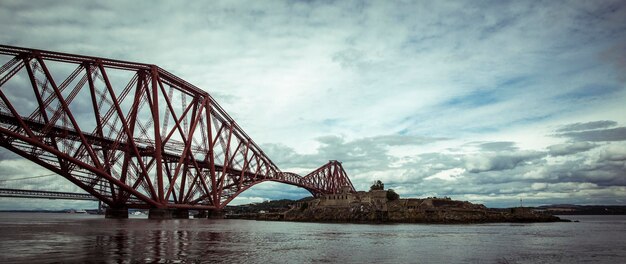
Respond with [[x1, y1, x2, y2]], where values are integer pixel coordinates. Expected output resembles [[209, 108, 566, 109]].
[[0, 213, 624, 263]]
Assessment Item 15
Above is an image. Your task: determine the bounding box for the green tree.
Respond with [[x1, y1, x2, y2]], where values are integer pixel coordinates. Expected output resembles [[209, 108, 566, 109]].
[[370, 180, 384, 191], [386, 189, 399, 201]]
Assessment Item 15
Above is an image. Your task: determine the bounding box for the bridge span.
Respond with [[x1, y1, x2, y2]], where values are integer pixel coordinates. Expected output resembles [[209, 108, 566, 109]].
[[0, 188, 97, 201], [0, 45, 355, 218]]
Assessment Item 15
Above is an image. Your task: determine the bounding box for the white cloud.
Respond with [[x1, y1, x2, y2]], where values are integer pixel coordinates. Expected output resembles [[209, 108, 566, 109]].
[[424, 168, 465, 181], [229, 196, 268, 206]]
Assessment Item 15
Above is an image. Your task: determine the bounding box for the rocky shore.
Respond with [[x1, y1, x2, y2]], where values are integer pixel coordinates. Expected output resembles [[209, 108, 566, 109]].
[[282, 198, 566, 223]]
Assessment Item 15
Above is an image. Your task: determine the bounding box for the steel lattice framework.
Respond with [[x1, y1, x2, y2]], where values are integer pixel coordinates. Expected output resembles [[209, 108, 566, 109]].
[[0, 45, 355, 210]]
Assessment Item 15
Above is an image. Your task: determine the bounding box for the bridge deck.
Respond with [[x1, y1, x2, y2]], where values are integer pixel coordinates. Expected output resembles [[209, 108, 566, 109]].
[[0, 188, 98, 201]]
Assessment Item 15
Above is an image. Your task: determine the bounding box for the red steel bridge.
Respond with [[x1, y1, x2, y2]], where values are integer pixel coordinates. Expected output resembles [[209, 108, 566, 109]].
[[0, 45, 355, 217]]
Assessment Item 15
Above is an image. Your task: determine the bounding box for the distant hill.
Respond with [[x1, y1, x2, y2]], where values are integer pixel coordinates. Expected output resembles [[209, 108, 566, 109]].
[[535, 205, 626, 215], [225, 197, 315, 214]]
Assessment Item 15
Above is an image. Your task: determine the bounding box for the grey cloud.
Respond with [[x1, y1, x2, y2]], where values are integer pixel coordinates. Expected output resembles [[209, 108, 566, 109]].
[[209, 92, 239, 104], [601, 40, 626, 82], [387, 153, 465, 185], [415, 144, 625, 204], [264, 134, 444, 175], [598, 146, 626, 162], [355, 134, 446, 146], [315, 135, 345, 146], [314, 135, 445, 173], [558, 127, 626, 142], [545, 160, 626, 187], [465, 150, 546, 173], [478, 141, 517, 151], [556, 120, 617, 132], [506, 143, 626, 188], [548, 142, 597, 156], [0, 149, 20, 161], [267, 134, 625, 207], [0, 159, 85, 193], [331, 48, 373, 69], [261, 143, 320, 171]]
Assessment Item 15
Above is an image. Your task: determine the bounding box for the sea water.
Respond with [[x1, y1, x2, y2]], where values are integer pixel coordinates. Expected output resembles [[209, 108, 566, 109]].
[[0, 213, 624, 263]]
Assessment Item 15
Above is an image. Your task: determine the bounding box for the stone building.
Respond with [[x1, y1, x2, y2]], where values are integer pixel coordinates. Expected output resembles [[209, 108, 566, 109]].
[[318, 186, 388, 209]]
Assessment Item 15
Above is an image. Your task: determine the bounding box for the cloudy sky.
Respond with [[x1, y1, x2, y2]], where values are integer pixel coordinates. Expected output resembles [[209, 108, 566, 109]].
[[1, 0, 625, 209]]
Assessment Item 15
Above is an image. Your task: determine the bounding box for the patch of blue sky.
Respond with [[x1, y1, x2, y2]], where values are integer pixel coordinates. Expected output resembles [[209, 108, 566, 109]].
[[510, 114, 553, 126], [556, 84, 623, 101], [499, 76, 530, 88], [462, 125, 501, 135], [478, 114, 554, 133], [479, 15, 519, 39], [400, 34, 441, 53], [460, 114, 553, 136], [321, 118, 340, 127], [396, 128, 410, 136], [443, 89, 500, 108], [442, 76, 531, 108]]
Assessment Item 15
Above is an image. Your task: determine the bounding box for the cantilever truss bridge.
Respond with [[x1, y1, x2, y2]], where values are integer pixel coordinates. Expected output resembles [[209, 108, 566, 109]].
[[0, 45, 355, 211]]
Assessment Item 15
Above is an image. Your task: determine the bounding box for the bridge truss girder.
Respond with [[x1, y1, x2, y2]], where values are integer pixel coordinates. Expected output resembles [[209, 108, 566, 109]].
[[0, 45, 355, 210]]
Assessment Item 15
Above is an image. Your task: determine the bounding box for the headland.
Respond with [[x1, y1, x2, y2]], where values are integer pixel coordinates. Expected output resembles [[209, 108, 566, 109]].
[[229, 182, 568, 224]]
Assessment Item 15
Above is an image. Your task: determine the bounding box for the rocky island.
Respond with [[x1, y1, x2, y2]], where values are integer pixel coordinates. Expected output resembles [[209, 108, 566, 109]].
[[236, 181, 567, 224]]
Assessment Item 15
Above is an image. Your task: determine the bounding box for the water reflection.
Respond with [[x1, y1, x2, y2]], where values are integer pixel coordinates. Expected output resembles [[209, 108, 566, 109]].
[[80, 221, 240, 262]]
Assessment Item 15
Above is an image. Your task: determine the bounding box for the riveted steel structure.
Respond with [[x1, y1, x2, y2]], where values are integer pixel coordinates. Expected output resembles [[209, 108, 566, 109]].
[[0, 45, 355, 210]]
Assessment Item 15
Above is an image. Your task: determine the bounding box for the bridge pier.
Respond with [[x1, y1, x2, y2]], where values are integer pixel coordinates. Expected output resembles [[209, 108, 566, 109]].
[[105, 207, 129, 219], [148, 208, 190, 219], [148, 208, 172, 219], [207, 210, 224, 219], [172, 209, 189, 219]]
